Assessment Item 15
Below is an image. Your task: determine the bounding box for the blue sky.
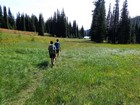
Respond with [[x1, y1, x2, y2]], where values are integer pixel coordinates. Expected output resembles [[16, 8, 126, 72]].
[[0, 0, 139, 30]]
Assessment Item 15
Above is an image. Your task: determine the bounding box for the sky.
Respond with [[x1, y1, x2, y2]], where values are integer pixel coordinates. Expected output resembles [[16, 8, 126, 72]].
[[0, 0, 139, 30]]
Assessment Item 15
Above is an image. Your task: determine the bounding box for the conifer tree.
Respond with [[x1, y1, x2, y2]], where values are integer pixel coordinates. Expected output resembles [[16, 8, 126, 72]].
[[90, 0, 100, 41], [45, 12, 57, 36], [68, 22, 72, 38], [8, 8, 15, 29], [73, 20, 77, 38], [3, 6, 9, 29], [118, 0, 130, 44], [52, 12, 57, 36], [33, 15, 39, 32], [31, 15, 37, 32], [56, 9, 61, 37], [65, 17, 69, 38], [80, 26, 85, 38], [45, 13, 56, 36], [106, 3, 111, 41], [0, 5, 3, 28], [108, 13, 114, 43], [45, 18, 51, 34], [99, 0, 106, 42], [76, 26, 79, 38], [137, 28, 140, 43], [16, 13, 21, 30], [21, 14, 26, 31], [90, 0, 106, 43], [135, 24, 140, 43], [25, 14, 34, 32], [60, 9, 66, 37], [45, 17, 54, 35], [112, 0, 119, 43], [130, 24, 136, 43], [38, 14, 44, 36]]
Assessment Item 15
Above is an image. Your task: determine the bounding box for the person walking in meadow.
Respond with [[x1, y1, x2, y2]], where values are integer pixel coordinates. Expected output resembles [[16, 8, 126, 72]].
[[48, 41, 56, 66], [54, 39, 61, 57]]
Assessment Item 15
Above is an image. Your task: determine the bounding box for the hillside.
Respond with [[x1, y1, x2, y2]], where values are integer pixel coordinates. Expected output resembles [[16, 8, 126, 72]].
[[0, 29, 140, 105], [131, 16, 140, 26], [0, 28, 36, 35]]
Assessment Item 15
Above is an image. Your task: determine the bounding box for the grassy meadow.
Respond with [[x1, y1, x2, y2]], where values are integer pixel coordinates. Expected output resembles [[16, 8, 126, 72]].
[[0, 28, 140, 105]]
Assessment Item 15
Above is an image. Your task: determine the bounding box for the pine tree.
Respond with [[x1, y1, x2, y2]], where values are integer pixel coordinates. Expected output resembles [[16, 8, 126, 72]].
[[38, 14, 44, 36], [137, 28, 140, 43], [130, 24, 136, 43], [25, 14, 35, 32], [118, 0, 130, 44], [90, 0, 100, 41], [108, 13, 114, 43], [52, 12, 57, 36], [45, 18, 51, 34], [76, 26, 79, 38], [65, 17, 69, 38], [68, 22, 72, 38], [90, 0, 106, 43], [56, 9, 61, 37], [98, 0, 106, 42], [73, 20, 77, 38], [8, 8, 15, 29], [46, 12, 57, 36], [16, 13, 21, 30], [45, 17, 54, 35], [0, 5, 3, 28], [33, 15, 39, 32], [80, 26, 85, 38], [106, 3, 111, 42], [21, 14, 26, 31], [60, 9, 66, 37], [31, 15, 37, 32], [112, 0, 119, 43], [135, 24, 140, 43], [3, 6, 9, 29]]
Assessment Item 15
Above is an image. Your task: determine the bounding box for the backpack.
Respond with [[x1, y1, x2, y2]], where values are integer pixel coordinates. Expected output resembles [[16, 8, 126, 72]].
[[55, 42, 60, 49], [49, 45, 56, 54]]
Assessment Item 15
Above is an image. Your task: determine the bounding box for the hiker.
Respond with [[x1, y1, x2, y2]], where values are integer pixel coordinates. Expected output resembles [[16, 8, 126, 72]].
[[48, 41, 56, 66], [54, 39, 61, 57]]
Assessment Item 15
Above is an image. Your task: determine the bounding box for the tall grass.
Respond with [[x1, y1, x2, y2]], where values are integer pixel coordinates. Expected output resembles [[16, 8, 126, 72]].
[[26, 43, 140, 104], [0, 30, 140, 105], [0, 32, 50, 105]]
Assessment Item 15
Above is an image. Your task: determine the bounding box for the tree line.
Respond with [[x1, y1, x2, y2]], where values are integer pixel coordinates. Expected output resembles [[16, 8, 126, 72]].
[[0, 5, 85, 38], [90, 0, 140, 44], [45, 9, 84, 38]]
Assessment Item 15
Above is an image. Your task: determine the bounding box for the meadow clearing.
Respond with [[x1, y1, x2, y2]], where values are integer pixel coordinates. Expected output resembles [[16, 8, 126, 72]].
[[0, 29, 140, 105]]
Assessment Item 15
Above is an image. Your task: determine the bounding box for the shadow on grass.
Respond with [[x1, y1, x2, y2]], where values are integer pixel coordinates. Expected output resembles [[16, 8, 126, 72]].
[[37, 61, 49, 70]]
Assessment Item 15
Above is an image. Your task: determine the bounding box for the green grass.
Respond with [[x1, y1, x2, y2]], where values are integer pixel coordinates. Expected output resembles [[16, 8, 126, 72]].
[[25, 45, 140, 105], [0, 32, 49, 105], [0, 30, 140, 105]]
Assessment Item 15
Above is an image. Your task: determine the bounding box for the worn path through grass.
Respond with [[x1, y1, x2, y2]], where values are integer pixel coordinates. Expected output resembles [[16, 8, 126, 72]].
[[6, 70, 45, 105]]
